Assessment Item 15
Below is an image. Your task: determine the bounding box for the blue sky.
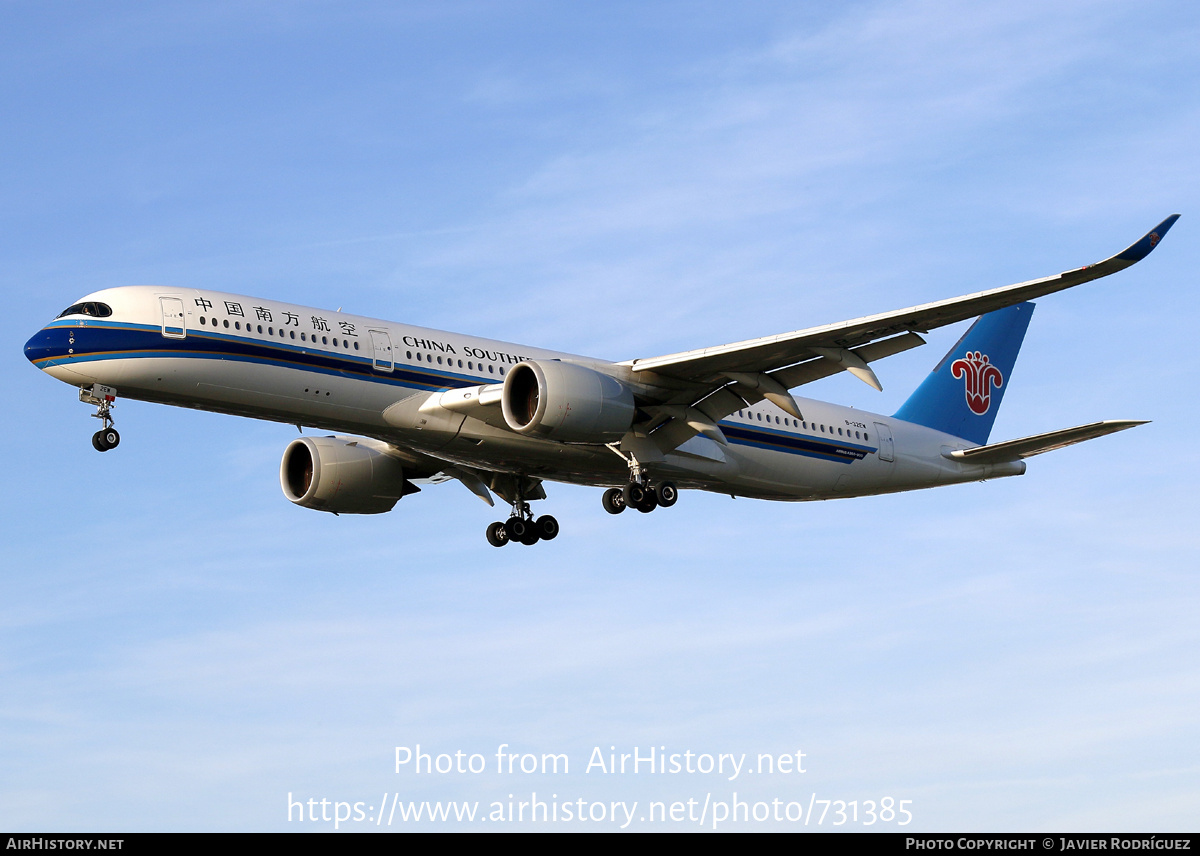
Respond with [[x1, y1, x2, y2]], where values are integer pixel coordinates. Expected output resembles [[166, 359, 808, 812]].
[[4, 0, 1199, 831]]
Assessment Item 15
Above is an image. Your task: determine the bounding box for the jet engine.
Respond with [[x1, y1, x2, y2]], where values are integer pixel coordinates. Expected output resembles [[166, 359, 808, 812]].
[[280, 436, 409, 514], [501, 360, 636, 442]]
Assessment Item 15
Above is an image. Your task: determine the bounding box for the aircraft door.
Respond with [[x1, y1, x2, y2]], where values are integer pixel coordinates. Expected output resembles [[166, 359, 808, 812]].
[[159, 297, 186, 339], [874, 421, 895, 462], [369, 329, 394, 372]]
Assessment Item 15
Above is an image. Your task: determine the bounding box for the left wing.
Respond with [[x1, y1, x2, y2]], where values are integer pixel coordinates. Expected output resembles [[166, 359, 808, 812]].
[[622, 215, 1178, 390], [608, 215, 1177, 451], [386, 217, 1176, 459]]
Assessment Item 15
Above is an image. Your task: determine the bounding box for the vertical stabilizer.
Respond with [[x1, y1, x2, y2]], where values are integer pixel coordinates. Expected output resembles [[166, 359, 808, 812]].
[[894, 302, 1034, 445]]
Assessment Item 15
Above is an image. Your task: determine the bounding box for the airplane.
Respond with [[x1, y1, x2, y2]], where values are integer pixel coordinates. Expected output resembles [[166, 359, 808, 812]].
[[24, 215, 1178, 546]]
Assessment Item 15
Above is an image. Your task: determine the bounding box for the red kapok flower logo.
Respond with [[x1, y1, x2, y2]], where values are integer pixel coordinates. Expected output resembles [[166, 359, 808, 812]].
[[951, 351, 1003, 415]]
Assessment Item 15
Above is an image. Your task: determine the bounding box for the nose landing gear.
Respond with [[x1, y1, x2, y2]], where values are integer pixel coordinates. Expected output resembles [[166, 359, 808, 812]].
[[81, 384, 120, 452]]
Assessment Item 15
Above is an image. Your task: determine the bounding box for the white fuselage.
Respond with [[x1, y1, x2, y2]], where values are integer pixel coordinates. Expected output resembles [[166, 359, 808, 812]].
[[26, 286, 1024, 502]]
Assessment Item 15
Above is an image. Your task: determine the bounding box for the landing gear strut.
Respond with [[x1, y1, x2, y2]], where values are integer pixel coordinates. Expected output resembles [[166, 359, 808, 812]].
[[485, 479, 559, 547], [81, 384, 120, 452]]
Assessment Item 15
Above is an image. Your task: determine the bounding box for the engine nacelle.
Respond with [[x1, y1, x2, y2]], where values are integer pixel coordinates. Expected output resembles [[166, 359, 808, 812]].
[[280, 436, 408, 514], [501, 360, 636, 442]]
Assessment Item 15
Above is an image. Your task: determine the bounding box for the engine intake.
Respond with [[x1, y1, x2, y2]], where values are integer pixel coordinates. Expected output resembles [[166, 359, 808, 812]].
[[280, 436, 408, 514], [502, 360, 635, 442]]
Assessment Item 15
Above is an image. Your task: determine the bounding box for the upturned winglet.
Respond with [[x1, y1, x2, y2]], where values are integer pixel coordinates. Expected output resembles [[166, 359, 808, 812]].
[[1116, 214, 1180, 263]]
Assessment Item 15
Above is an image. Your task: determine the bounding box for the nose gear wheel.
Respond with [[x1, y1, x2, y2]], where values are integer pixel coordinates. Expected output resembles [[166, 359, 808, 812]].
[[92, 428, 120, 452]]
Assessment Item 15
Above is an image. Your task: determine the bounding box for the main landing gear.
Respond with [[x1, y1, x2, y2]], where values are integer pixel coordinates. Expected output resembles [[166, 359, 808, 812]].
[[601, 445, 679, 515], [602, 480, 679, 515], [81, 384, 120, 452], [485, 480, 559, 547]]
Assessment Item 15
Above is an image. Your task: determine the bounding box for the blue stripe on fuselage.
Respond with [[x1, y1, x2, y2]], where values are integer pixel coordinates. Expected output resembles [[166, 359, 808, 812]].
[[720, 423, 873, 464], [28, 320, 487, 391], [33, 321, 880, 463]]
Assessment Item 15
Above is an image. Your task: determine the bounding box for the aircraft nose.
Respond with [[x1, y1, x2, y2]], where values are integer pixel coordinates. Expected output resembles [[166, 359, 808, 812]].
[[24, 327, 55, 368]]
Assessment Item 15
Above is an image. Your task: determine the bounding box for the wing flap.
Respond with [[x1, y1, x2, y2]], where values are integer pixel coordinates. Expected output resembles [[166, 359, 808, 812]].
[[771, 331, 926, 390]]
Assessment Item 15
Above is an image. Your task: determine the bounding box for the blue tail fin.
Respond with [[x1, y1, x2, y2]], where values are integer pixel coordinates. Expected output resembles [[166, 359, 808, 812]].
[[894, 302, 1034, 445]]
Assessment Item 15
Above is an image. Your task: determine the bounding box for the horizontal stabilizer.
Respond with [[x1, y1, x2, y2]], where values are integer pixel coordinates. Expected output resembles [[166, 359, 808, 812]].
[[945, 420, 1148, 465]]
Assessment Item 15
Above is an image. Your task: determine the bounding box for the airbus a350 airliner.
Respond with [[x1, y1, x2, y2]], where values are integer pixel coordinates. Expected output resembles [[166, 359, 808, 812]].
[[25, 216, 1178, 545]]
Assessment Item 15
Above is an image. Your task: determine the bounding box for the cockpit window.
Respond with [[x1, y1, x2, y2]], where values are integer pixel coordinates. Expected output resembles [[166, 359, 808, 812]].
[[56, 302, 113, 319]]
